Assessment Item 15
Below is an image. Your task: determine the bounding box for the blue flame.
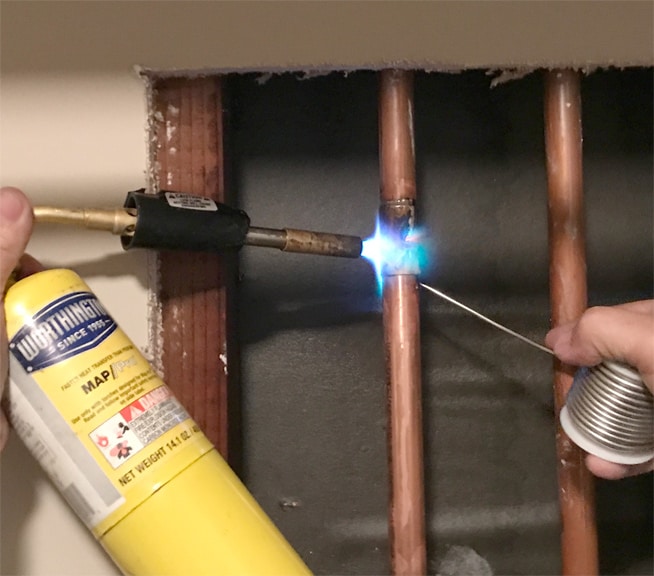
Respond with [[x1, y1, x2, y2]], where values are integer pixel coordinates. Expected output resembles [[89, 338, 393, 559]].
[[361, 218, 430, 293], [361, 221, 392, 289]]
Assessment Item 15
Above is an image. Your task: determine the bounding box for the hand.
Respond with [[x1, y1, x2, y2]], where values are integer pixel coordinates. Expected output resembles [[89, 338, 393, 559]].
[[546, 301, 654, 479], [0, 187, 34, 452]]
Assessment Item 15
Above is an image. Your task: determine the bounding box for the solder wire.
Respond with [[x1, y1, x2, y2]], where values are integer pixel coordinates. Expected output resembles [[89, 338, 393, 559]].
[[418, 282, 653, 459], [418, 282, 553, 355]]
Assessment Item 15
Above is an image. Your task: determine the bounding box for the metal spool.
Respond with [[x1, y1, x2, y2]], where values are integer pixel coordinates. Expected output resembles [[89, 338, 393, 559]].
[[561, 361, 654, 465]]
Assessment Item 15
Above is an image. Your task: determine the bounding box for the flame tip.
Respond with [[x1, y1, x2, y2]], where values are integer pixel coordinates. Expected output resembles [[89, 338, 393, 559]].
[[361, 220, 432, 294]]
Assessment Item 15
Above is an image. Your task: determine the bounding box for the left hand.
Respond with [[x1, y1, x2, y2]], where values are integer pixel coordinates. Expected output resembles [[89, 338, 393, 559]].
[[0, 187, 35, 452]]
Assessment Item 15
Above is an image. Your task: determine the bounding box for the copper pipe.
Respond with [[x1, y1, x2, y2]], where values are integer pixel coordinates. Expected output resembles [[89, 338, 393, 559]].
[[544, 69, 599, 576], [379, 69, 426, 576]]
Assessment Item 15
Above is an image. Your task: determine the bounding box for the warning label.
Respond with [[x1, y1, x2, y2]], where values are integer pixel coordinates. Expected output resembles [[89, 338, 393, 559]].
[[164, 192, 217, 212], [90, 386, 190, 468]]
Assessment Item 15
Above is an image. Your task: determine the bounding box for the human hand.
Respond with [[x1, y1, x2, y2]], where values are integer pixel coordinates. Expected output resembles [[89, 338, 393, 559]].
[[0, 187, 34, 452], [546, 301, 654, 479]]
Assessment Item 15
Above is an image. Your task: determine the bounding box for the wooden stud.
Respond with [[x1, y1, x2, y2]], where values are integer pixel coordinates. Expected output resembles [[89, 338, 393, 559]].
[[151, 76, 238, 461]]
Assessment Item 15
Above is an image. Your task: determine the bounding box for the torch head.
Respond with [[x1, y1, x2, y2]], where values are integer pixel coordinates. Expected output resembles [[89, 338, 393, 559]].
[[121, 189, 250, 252]]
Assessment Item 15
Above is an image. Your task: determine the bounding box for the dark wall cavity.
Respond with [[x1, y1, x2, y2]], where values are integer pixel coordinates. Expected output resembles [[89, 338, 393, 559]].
[[228, 69, 653, 576]]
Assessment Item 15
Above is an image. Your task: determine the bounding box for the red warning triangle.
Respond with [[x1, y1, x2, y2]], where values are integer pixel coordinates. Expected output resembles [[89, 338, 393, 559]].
[[130, 405, 144, 419]]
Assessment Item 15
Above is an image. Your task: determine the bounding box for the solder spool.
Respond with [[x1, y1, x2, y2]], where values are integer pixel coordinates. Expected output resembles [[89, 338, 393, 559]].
[[560, 361, 654, 465]]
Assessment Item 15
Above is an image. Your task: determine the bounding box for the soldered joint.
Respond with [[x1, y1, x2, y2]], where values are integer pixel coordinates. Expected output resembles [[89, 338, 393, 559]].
[[379, 199, 419, 276]]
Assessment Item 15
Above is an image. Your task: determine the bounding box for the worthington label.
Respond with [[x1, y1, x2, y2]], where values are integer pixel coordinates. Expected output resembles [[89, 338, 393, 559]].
[[9, 291, 117, 372]]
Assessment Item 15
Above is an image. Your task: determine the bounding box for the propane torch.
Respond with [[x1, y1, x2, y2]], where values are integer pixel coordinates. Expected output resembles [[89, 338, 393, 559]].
[[33, 189, 362, 259]]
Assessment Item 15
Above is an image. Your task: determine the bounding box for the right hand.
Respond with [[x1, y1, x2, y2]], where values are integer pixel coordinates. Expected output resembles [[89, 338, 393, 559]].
[[546, 301, 654, 479], [0, 187, 35, 452]]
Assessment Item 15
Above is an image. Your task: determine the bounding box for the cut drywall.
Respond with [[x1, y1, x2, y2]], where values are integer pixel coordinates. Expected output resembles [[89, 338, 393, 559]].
[[2, 2, 653, 74]]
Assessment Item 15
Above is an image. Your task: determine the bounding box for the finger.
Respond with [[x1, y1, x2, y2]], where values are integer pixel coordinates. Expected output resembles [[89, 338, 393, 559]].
[[0, 187, 33, 289], [545, 322, 574, 357], [585, 455, 631, 479], [585, 454, 654, 480], [612, 300, 654, 315], [0, 188, 33, 453], [546, 306, 654, 385], [545, 300, 654, 356], [16, 253, 45, 279], [570, 306, 654, 383], [0, 412, 8, 452]]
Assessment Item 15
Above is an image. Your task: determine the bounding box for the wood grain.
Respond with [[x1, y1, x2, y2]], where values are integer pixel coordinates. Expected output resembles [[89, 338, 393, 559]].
[[151, 76, 238, 461]]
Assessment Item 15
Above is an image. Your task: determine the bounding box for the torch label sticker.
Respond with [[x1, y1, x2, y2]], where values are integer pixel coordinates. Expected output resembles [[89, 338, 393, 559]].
[[91, 386, 190, 468], [164, 192, 217, 212], [7, 355, 125, 528]]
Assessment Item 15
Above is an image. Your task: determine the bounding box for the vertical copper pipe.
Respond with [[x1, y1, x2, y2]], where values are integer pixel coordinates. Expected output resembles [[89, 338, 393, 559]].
[[544, 69, 599, 576], [379, 69, 427, 576]]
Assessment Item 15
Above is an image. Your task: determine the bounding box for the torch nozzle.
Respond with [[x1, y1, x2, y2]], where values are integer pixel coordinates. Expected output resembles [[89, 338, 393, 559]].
[[33, 207, 137, 236], [245, 227, 362, 259]]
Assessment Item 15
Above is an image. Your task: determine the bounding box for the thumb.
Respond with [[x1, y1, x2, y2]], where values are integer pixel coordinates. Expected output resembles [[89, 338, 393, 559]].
[[547, 304, 654, 391], [0, 187, 33, 289], [0, 187, 33, 451]]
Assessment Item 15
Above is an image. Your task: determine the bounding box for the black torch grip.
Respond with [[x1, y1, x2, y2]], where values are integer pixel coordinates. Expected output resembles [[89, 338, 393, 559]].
[[121, 189, 250, 252]]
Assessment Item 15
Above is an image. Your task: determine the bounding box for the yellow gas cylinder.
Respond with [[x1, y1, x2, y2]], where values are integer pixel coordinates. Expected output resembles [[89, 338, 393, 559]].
[[4, 268, 311, 576]]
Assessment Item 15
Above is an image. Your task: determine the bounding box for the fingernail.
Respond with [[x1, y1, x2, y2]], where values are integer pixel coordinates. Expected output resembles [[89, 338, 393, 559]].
[[0, 188, 27, 223]]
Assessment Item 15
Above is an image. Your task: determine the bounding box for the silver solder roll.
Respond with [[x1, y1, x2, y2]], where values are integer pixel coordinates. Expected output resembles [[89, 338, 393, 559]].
[[560, 361, 654, 465]]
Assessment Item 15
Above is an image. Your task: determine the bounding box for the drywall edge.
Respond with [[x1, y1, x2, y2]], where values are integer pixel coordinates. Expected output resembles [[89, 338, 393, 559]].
[[2, 2, 653, 75]]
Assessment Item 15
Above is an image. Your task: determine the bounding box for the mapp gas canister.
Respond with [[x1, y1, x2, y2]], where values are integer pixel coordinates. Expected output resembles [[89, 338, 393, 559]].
[[4, 268, 310, 576]]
